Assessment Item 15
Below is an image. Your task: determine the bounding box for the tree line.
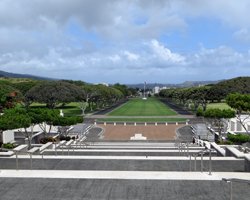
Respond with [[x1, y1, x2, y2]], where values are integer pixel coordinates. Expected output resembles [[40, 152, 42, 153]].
[[0, 78, 137, 147], [159, 77, 250, 140]]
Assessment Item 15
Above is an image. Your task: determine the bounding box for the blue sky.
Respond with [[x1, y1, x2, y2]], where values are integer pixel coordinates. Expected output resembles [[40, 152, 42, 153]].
[[0, 0, 249, 84]]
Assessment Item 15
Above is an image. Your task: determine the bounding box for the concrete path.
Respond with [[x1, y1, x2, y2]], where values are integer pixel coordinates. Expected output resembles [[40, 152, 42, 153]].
[[1, 170, 250, 180], [1, 177, 250, 200]]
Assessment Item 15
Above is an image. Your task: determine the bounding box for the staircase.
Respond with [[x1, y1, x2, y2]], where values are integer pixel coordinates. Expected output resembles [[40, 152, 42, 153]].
[[0, 140, 250, 199]]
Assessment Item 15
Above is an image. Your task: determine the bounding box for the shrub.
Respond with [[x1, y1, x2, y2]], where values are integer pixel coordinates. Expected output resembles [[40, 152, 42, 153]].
[[217, 140, 233, 145], [2, 143, 16, 149], [196, 107, 203, 117], [40, 137, 56, 144], [59, 135, 71, 141], [227, 134, 250, 144]]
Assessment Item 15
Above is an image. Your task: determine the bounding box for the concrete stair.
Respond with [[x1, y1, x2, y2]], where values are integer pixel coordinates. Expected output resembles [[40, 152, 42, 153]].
[[1, 141, 250, 200]]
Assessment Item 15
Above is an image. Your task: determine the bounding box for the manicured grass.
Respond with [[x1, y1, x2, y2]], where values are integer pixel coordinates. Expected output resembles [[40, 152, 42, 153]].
[[30, 102, 82, 116], [108, 98, 176, 116], [97, 118, 187, 122], [59, 102, 82, 116], [207, 102, 231, 110]]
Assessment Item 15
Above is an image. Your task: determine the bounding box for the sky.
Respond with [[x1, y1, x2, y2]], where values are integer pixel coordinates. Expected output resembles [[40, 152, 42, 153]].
[[0, 0, 250, 84]]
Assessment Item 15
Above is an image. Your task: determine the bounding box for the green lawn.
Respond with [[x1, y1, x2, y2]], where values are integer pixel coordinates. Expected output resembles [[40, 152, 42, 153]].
[[207, 102, 231, 110], [30, 102, 82, 116], [108, 98, 176, 116], [97, 118, 186, 122]]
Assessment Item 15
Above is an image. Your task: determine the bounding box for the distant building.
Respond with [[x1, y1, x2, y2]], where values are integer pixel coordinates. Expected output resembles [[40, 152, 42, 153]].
[[153, 86, 170, 94], [153, 86, 160, 94]]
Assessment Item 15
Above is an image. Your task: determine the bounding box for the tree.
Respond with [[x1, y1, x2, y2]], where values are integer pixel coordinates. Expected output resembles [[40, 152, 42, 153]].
[[0, 108, 31, 147], [78, 84, 97, 115], [211, 77, 250, 99], [53, 116, 83, 136], [0, 83, 22, 111], [203, 108, 235, 141], [25, 81, 85, 108], [90, 84, 123, 109], [188, 87, 210, 111], [226, 93, 250, 134], [113, 83, 130, 97]]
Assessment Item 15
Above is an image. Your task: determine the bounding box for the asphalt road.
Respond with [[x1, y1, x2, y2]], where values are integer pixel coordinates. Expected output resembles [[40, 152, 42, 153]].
[[0, 178, 249, 200], [160, 99, 193, 115]]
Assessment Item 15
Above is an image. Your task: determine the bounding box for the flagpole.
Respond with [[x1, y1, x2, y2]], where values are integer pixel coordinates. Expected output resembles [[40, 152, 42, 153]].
[[143, 81, 147, 100]]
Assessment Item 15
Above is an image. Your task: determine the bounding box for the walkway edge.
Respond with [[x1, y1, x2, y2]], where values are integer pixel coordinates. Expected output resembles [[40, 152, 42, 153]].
[[1, 170, 250, 180]]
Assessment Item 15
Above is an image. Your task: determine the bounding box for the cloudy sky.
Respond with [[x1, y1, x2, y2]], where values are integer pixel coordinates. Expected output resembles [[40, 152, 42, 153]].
[[0, 0, 250, 84]]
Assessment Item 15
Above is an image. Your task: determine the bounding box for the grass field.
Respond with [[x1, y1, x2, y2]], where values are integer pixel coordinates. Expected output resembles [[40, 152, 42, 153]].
[[97, 118, 186, 122], [30, 102, 82, 116], [108, 98, 176, 116], [207, 102, 231, 110]]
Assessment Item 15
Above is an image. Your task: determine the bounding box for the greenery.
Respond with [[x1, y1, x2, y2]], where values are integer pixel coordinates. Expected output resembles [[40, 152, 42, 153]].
[[97, 118, 186, 122], [226, 93, 250, 134], [211, 77, 250, 99], [30, 102, 89, 116], [25, 81, 85, 108], [207, 102, 231, 110], [108, 98, 176, 116], [202, 108, 235, 141], [2, 143, 17, 149], [159, 77, 250, 113], [227, 134, 250, 144], [40, 137, 56, 144]]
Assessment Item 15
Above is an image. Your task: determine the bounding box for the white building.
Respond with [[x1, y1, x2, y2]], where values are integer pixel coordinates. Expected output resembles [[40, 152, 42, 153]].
[[228, 115, 250, 133], [153, 86, 160, 94], [153, 86, 170, 94], [1, 124, 59, 144]]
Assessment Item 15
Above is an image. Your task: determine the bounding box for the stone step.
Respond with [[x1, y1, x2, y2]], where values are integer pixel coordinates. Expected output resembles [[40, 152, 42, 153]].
[[0, 157, 244, 172], [43, 149, 213, 156]]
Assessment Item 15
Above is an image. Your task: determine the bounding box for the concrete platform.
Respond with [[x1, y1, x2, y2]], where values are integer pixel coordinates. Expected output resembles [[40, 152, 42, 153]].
[[0, 175, 250, 200]]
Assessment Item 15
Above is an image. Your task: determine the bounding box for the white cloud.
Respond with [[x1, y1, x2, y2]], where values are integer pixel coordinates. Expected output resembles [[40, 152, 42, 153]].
[[123, 51, 139, 61], [1, 42, 250, 83], [0, 0, 250, 83], [108, 54, 121, 62], [234, 28, 250, 42], [150, 39, 185, 63]]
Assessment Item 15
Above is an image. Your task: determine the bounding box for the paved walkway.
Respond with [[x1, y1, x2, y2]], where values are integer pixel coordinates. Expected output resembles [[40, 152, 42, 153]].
[[1, 177, 250, 200], [1, 170, 250, 180]]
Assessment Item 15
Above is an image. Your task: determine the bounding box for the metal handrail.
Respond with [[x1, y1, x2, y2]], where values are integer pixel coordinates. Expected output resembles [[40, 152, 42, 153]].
[[189, 148, 216, 175], [222, 178, 250, 200]]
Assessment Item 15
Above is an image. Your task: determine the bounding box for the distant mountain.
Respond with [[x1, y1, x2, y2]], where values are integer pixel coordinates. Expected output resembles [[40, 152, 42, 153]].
[[0, 70, 54, 80], [127, 80, 222, 89]]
